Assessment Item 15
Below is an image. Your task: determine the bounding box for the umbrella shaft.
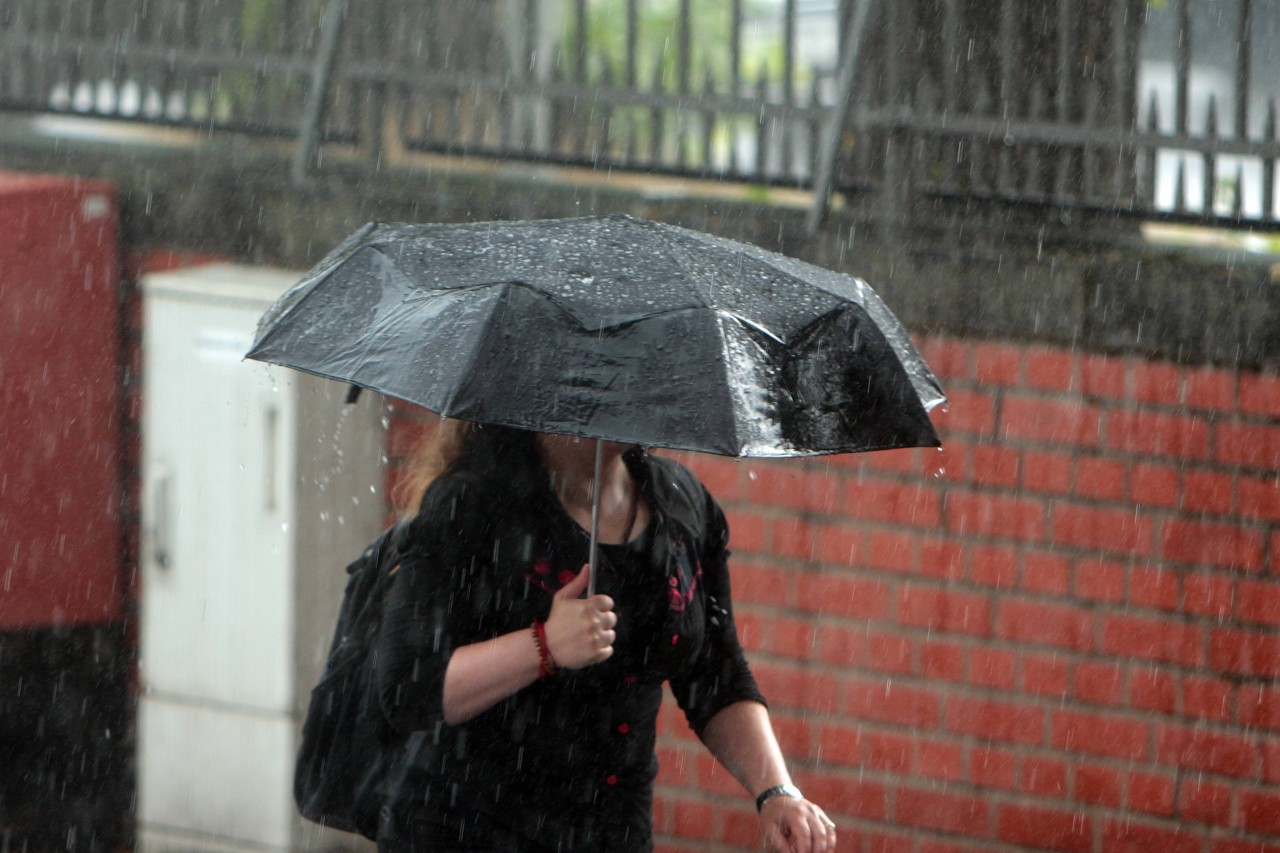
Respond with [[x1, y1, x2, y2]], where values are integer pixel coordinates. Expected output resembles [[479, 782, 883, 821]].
[[588, 439, 602, 596]]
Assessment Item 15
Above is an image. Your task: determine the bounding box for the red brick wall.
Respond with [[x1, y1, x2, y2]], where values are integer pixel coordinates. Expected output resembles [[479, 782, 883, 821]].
[[385, 333, 1280, 852]]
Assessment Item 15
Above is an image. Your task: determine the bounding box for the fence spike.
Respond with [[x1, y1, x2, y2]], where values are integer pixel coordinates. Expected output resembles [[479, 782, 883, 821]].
[[1172, 157, 1186, 213], [1232, 163, 1244, 219], [1205, 93, 1220, 137]]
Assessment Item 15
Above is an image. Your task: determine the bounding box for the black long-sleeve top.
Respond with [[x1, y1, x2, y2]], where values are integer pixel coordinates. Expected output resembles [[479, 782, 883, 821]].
[[374, 443, 765, 851]]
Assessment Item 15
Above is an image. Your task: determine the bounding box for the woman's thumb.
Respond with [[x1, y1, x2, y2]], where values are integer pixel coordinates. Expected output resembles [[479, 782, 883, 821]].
[[555, 563, 591, 599]]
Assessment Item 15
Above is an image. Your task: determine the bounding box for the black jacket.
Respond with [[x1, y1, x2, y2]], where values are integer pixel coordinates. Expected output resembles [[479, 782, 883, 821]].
[[374, 443, 764, 851]]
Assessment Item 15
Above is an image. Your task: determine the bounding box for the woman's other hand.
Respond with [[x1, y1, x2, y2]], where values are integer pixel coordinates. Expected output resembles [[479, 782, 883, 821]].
[[544, 564, 616, 669], [760, 796, 837, 852]]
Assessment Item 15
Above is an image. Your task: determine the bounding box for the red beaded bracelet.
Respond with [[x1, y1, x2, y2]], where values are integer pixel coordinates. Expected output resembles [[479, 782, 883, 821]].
[[531, 620, 558, 679]]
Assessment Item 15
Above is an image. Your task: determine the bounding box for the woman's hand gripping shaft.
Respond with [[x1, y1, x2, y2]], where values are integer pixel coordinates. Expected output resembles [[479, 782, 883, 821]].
[[544, 564, 616, 669]]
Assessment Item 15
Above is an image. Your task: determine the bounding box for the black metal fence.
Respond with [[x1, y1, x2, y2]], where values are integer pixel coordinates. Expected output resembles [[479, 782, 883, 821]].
[[2, 0, 1277, 229]]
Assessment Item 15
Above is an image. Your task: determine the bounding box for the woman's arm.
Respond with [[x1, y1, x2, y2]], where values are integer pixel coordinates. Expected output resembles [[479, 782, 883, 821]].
[[700, 700, 836, 853], [442, 564, 616, 724]]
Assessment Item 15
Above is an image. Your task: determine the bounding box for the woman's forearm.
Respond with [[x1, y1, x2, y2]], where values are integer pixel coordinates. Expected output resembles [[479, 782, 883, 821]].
[[699, 700, 793, 797], [441, 628, 542, 725]]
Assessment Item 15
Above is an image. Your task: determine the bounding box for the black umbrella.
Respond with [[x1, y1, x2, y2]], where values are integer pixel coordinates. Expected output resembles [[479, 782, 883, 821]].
[[247, 214, 945, 583]]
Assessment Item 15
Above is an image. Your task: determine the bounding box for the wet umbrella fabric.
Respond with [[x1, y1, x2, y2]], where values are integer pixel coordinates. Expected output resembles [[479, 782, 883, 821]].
[[246, 214, 945, 458]]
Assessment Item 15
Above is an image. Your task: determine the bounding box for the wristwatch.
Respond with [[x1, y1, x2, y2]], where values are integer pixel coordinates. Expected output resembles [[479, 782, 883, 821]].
[[755, 783, 803, 812]]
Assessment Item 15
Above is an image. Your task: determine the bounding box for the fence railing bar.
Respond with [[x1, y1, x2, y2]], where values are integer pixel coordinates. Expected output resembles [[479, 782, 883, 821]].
[[1175, 0, 1190, 135], [1236, 0, 1252, 140], [1264, 100, 1277, 218], [625, 0, 638, 89], [806, 0, 875, 235], [291, 0, 347, 186], [999, 0, 1015, 119], [943, 0, 959, 116], [1203, 94, 1220, 215], [678, 0, 692, 96]]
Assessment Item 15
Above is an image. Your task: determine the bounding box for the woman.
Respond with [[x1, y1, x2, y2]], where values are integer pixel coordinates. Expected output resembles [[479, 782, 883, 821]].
[[374, 420, 836, 852]]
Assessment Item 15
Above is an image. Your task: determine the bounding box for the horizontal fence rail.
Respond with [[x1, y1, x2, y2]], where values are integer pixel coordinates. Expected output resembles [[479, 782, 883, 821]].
[[0, 0, 1277, 228]]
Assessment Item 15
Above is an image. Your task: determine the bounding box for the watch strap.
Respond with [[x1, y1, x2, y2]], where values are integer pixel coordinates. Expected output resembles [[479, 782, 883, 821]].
[[755, 783, 803, 812]]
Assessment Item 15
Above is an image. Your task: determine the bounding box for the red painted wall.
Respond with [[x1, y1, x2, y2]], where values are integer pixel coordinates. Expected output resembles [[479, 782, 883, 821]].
[[387, 333, 1280, 852], [0, 172, 122, 629]]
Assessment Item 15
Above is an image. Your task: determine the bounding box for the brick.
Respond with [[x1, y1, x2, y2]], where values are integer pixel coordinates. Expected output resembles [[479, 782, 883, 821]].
[[815, 721, 863, 767], [946, 491, 1046, 542], [672, 800, 714, 841], [795, 572, 888, 620], [1240, 684, 1280, 730], [1022, 550, 1072, 595], [898, 584, 991, 637], [1099, 820, 1200, 853], [866, 630, 915, 674], [747, 465, 841, 513], [946, 695, 1043, 745], [1131, 461, 1181, 508], [1074, 762, 1123, 807], [762, 616, 820, 660], [1212, 628, 1280, 678], [919, 337, 971, 381], [1178, 777, 1233, 826], [996, 599, 1093, 652], [846, 479, 942, 527], [973, 341, 1024, 386], [1020, 756, 1068, 797], [1131, 361, 1183, 405], [1157, 724, 1260, 778], [1184, 365, 1237, 412], [845, 678, 940, 728], [1184, 573, 1235, 620], [1161, 518, 1265, 571], [814, 523, 864, 568], [919, 536, 965, 581], [1212, 841, 1280, 853], [920, 639, 967, 682], [865, 531, 916, 574], [1075, 557, 1127, 602], [966, 542, 1018, 588], [894, 787, 988, 838], [1216, 421, 1280, 470], [1129, 667, 1178, 715], [1074, 661, 1125, 705], [1127, 770, 1175, 817], [717, 805, 761, 847], [859, 447, 921, 474], [930, 441, 969, 484], [815, 623, 864, 666], [1183, 675, 1234, 723], [770, 516, 819, 560], [1240, 371, 1280, 417], [1101, 613, 1204, 667], [1184, 468, 1236, 515], [728, 563, 790, 605], [1240, 473, 1280, 522], [1022, 653, 1071, 697], [863, 730, 913, 772], [683, 454, 742, 500], [1001, 396, 1101, 446], [1265, 737, 1280, 783], [1130, 565, 1181, 611], [1054, 503, 1154, 557], [1080, 353, 1127, 399], [1025, 346, 1076, 392], [1051, 709, 1150, 759], [997, 804, 1090, 852], [1107, 409, 1210, 459], [940, 389, 997, 435], [1240, 788, 1280, 835], [724, 509, 767, 553], [970, 443, 1019, 488], [917, 737, 965, 782], [1021, 449, 1074, 494], [969, 745, 1017, 789], [1074, 456, 1127, 501], [970, 647, 1017, 690], [1237, 579, 1280, 626], [750, 662, 840, 713], [792, 770, 887, 821]]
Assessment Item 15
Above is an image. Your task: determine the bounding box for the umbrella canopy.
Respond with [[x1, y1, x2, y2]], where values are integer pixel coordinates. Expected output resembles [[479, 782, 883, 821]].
[[246, 214, 945, 457]]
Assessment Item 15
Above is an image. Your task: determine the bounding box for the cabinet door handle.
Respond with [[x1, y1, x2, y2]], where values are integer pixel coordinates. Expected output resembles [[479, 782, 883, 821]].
[[264, 405, 279, 513], [152, 469, 172, 570]]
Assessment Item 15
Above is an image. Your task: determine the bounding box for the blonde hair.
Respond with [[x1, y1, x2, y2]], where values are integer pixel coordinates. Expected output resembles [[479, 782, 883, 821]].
[[391, 418, 478, 517]]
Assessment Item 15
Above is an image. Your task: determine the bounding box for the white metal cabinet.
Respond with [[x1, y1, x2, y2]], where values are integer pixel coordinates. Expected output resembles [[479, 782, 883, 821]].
[[139, 264, 384, 853]]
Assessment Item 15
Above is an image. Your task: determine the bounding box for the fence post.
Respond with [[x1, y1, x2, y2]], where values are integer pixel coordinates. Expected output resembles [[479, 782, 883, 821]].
[[805, 0, 875, 237], [291, 0, 348, 187]]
